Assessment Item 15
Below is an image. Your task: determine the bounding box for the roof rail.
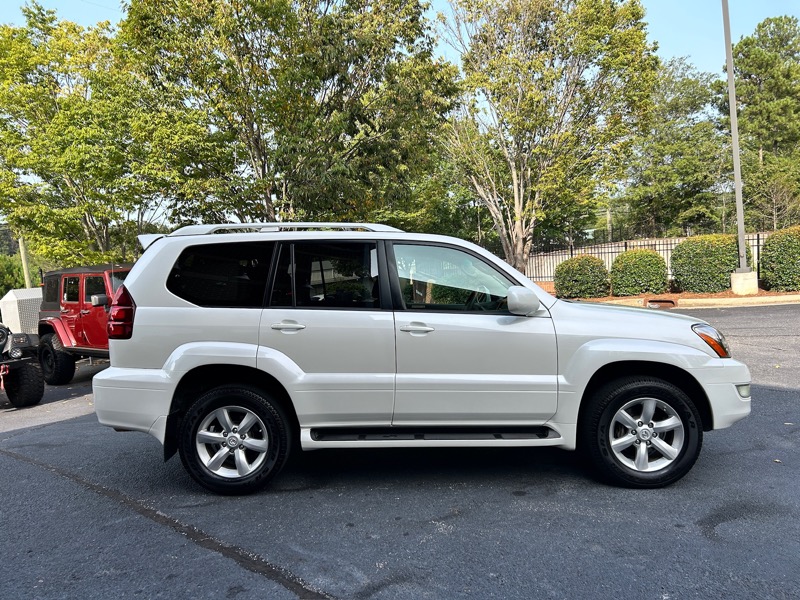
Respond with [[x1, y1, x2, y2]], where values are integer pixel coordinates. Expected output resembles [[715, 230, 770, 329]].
[[169, 222, 403, 236]]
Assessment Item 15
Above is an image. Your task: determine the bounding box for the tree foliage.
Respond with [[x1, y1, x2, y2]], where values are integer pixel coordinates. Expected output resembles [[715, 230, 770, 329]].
[[124, 0, 458, 224], [619, 59, 725, 238], [0, 4, 199, 265], [443, 0, 657, 270]]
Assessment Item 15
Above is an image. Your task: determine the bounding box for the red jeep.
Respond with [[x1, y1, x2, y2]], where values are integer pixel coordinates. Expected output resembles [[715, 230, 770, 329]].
[[38, 264, 131, 385]]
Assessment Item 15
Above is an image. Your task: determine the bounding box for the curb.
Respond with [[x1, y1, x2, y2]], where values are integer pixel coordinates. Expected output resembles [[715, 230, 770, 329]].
[[598, 294, 800, 310]]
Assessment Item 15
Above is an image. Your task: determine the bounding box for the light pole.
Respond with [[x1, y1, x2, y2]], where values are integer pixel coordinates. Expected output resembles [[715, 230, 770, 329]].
[[722, 0, 757, 294]]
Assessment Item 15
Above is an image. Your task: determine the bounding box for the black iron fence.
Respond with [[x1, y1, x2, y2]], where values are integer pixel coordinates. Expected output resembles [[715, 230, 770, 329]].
[[526, 233, 772, 282]]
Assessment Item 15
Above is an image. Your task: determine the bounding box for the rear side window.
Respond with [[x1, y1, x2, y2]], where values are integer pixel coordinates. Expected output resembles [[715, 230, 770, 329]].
[[269, 242, 380, 309], [167, 242, 274, 308], [64, 277, 79, 303]]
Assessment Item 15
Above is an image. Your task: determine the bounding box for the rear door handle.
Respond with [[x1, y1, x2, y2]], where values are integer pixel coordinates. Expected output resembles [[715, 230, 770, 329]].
[[271, 322, 306, 332]]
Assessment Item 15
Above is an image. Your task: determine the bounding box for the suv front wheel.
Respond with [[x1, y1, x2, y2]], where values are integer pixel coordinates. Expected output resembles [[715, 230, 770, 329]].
[[582, 376, 703, 488], [178, 386, 292, 495], [39, 333, 76, 385]]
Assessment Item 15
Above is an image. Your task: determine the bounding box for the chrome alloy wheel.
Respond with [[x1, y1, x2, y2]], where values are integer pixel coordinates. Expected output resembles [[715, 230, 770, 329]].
[[195, 406, 270, 479], [608, 397, 685, 473]]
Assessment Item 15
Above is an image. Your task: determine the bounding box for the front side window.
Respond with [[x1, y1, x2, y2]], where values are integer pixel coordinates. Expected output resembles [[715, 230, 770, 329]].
[[269, 242, 380, 309], [84, 276, 106, 302], [392, 244, 513, 312], [167, 242, 274, 308]]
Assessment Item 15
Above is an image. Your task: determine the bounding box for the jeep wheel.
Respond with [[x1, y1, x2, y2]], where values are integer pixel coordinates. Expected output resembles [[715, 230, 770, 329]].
[[4, 361, 45, 408], [582, 376, 703, 488], [178, 386, 291, 495], [39, 333, 76, 385]]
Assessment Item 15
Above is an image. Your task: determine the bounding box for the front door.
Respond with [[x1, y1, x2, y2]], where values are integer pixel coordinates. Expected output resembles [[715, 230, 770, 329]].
[[390, 243, 558, 426], [259, 241, 395, 428]]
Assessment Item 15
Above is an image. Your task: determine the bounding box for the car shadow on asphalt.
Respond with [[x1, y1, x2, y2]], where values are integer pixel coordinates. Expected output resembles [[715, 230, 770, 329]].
[[275, 446, 590, 492]]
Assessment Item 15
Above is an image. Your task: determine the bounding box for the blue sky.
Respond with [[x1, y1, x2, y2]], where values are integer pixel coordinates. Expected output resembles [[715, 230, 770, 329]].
[[3, 0, 799, 76]]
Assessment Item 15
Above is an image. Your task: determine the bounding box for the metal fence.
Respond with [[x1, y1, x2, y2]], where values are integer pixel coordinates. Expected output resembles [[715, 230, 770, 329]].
[[525, 233, 772, 282]]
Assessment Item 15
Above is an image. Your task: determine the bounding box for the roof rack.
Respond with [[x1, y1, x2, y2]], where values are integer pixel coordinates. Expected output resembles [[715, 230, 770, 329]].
[[170, 222, 403, 236]]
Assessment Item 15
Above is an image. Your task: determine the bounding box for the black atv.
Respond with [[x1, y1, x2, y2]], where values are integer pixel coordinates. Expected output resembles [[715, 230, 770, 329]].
[[0, 324, 44, 408]]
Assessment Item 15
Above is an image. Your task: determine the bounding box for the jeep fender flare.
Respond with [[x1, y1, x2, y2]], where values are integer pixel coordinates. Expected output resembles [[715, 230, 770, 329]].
[[38, 317, 78, 348]]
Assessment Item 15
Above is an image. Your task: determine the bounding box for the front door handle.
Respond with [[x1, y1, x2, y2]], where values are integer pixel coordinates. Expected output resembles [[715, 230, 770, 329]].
[[271, 322, 306, 332], [399, 324, 435, 334], [80, 310, 90, 315]]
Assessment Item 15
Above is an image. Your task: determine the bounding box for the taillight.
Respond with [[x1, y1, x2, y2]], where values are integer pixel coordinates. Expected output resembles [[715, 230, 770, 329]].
[[108, 284, 136, 340]]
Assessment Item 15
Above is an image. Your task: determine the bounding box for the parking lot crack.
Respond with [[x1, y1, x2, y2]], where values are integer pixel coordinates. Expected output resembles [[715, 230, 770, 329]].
[[0, 447, 335, 600]]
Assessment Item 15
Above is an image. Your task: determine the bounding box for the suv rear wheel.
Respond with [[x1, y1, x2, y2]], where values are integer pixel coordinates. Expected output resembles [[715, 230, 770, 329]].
[[582, 376, 703, 488], [178, 386, 291, 495], [39, 333, 76, 385]]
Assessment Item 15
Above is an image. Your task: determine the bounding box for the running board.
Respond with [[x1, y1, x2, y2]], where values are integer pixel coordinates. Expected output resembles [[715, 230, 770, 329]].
[[301, 426, 564, 450]]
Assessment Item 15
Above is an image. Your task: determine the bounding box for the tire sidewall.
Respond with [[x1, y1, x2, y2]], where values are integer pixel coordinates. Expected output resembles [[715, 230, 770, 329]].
[[178, 387, 290, 495], [4, 361, 45, 408], [591, 378, 702, 488]]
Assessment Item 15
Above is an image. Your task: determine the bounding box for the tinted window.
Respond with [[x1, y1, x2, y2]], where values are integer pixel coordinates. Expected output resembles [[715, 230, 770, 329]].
[[43, 276, 59, 304], [392, 244, 512, 312], [167, 242, 274, 308], [85, 276, 106, 302], [269, 242, 380, 309], [64, 277, 79, 303]]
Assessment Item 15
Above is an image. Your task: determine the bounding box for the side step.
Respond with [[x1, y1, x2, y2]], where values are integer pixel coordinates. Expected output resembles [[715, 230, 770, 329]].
[[301, 426, 564, 450]]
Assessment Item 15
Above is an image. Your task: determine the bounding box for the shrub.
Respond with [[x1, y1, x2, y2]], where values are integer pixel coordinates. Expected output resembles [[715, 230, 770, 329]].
[[671, 234, 751, 293], [554, 255, 609, 298], [610, 249, 668, 296], [761, 226, 800, 291]]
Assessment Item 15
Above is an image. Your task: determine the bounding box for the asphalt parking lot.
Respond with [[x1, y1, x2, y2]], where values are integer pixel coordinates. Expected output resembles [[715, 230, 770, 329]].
[[1, 305, 798, 599]]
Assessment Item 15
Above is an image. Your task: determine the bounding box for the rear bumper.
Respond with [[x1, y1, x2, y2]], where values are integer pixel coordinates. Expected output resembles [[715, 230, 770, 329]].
[[93, 367, 174, 444]]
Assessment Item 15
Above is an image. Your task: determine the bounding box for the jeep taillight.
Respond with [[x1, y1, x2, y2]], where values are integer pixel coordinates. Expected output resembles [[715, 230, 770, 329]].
[[108, 285, 136, 340]]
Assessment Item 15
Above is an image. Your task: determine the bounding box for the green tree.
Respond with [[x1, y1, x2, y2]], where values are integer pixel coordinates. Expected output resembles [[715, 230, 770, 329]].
[[442, 0, 657, 271], [0, 4, 200, 265], [619, 59, 726, 238], [0, 254, 26, 299], [725, 16, 800, 162], [124, 0, 458, 223]]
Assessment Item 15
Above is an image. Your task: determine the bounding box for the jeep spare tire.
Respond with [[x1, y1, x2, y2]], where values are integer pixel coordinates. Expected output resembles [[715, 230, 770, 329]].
[[4, 361, 45, 407]]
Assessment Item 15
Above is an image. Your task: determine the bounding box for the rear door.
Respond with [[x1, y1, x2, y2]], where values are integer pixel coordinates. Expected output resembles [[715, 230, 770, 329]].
[[79, 274, 109, 347], [259, 240, 395, 428], [60, 275, 81, 343]]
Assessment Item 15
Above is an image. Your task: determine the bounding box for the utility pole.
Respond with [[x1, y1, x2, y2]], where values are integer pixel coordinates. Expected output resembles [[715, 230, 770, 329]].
[[722, 0, 757, 294], [18, 237, 32, 288]]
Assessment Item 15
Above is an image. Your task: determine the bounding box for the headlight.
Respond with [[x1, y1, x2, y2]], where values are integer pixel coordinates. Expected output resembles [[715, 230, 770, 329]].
[[692, 324, 731, 358]]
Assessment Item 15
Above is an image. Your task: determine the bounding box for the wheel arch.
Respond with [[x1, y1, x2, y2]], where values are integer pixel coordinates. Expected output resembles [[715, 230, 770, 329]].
[[576, 361, 713, 441], [163, 364, 299, 461]]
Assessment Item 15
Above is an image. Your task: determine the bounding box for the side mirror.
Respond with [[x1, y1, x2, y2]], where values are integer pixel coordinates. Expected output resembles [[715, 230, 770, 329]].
[[91, 294, 109, 307], [507, 286, 541, 316]]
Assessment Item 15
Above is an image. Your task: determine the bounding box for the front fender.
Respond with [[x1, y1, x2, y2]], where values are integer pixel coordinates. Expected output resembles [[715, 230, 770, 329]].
[[551, 339, 718, 426]]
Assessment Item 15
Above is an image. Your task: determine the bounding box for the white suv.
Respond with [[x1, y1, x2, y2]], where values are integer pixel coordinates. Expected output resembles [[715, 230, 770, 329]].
[[93, 223, 751, 494]]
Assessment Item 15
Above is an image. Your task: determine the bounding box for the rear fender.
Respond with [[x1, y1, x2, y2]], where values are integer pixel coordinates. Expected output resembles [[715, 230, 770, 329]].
[[38, 317, 78, 348]]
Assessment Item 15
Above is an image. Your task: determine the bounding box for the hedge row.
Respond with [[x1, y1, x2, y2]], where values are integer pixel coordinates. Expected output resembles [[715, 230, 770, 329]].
[[553, 227, 800, 298]]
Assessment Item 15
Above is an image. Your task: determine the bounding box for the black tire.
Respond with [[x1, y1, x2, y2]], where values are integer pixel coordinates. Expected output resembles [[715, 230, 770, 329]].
[[39, 333, 76, 385], [581, 376, 703, 488], [4, 361, 45, 408], [178, 386, 292, 495]]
